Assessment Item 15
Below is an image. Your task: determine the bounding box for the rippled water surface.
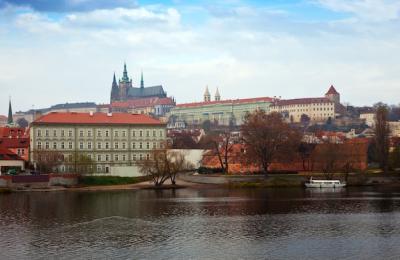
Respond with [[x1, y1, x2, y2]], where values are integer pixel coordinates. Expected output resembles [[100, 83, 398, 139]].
[[1, 186, 400, 259]]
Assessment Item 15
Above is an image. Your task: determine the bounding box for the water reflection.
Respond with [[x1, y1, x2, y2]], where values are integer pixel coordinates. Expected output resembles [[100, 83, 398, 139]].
[[1, 186, 400, 259]]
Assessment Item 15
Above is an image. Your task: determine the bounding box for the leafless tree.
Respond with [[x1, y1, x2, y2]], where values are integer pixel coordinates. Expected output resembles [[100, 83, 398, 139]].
[[33, 150, 64, 173], [374, 105, 391, 173], [241, 110, 302, 174]]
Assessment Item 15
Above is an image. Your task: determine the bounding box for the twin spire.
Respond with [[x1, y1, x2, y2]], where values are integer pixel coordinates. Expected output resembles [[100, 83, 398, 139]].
[[204, 86, 221, 102], [112, 63, 144, 87]]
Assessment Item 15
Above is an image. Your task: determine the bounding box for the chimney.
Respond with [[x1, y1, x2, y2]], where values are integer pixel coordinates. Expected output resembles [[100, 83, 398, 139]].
[[89, 111, 94, 116], [107, 112, 112, 117]]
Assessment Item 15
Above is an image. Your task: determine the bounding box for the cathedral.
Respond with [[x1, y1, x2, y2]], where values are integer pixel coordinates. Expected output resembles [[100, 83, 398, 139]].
[[110, 63, 167, 103]]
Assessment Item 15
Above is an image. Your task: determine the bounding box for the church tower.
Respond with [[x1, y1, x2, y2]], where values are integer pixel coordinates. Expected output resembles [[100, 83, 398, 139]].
[[140, 71, 144, 89], [325, 85, 340, 104], [119, 62, 132, 101], [7, 97, 13, 125], [215, 88, 221, 101], [204, 86, 211, 102], [110, 72, 119, 103]]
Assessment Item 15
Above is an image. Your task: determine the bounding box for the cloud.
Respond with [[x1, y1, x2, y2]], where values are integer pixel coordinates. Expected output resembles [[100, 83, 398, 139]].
[[316, 0, 400, 21], [0, 0, 138, 12]]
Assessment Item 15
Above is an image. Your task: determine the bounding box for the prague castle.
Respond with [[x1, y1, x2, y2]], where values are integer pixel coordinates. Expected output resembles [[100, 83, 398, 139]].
[[110, 63, 167, 102]]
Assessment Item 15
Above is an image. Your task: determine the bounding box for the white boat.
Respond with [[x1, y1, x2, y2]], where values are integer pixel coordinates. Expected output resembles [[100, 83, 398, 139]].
[[305, 178, 346, 188]]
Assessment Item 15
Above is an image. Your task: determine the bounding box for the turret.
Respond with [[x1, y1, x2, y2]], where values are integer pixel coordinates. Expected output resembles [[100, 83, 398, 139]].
[[325, 85, 340, 104], [215, 87, 221, 101], [204, 86, 211, 102], [110, 72, 119, 102], [7, 97, 13, 125]]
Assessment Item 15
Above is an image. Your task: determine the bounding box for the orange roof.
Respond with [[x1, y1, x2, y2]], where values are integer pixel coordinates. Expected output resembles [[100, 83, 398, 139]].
[[0, 127, 29, 138], [32, 112, 164, 125], [326, 85, 339, 95], [177, 97, 274, 108]]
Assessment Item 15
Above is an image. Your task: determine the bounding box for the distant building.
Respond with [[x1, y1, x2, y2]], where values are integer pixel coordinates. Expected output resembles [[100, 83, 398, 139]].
[[270, 85, 344, 123], [0, 148, 25, 175], [110, 63, 167, 102], [30, 112, 166, 174], [168, 87, 274, 126], [0, 115, 7, 127], [360, 112, 375, 127], [111, 96, 175, 117]]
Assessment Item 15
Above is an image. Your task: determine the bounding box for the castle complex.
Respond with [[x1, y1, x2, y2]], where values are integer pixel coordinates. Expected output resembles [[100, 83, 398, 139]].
[[110, 63, 167, 102]]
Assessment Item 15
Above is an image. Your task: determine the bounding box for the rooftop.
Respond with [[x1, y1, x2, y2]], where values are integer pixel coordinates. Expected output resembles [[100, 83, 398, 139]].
[[325, 85, 339, 95], [176, 97, 274, 108], [32, 112, 165, 125]]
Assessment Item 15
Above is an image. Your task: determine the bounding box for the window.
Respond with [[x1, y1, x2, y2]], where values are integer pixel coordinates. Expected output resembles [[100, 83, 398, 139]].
[[122, 154, 126, 161], [61, 142, 65, 149], [139, 142, 143, 149], [114, 131, 119, 137], [21, 149, 25, 155], [146, 154, 150, 160], [53, 130, 57, 137], [61, 130, 65, 137], [45, 142, 49, 149], [97, 130, 101, 137], [79, 130, 83, 137], [88, 142, 92, 149], [146, 131, 150, 137], [97, 165, 102, 172], [45, 130, 49, 137], [122, 142, 126, 149], [87, 130, 92, 137], [153, 142, 157, 149], [132, 130, 136, 137], [139, 130, 143, 137], [153, 130, 156, 137], [53, 142, 57, 149], [159, 130, 163, 137], [79, 142, 84, 149], [37, 142, 42, 150], [97, 155, 102, 161], [139, 154, 143, 160], [105, 142, 109, 149], [115, 154, 119, 161], [132, 154, 137, 161], [97, 142, 101, 149], [69, 142, 73, 149], [68, 130, 73, 137], [122, 131, 126, 137], [146, 142, 150, 149], [37, 130, 42, 137], [132, 142, 136, 149], [105, 154, 109, 161], [105, 130, 109, 137], [114, 142, 119, 149]]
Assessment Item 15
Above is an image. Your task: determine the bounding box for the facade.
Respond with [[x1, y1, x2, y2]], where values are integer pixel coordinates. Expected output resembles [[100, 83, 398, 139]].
[[111, 96, 176, 117], [360, 112, 375, 127], [30, 112, 166, 174], [270, 85, 342, 123], [0, 127, 30, 161], [110, 63, 167, 102], [168, 87, 274, 126], [0, 148, 25, 175], [0, 116, 7, 127]]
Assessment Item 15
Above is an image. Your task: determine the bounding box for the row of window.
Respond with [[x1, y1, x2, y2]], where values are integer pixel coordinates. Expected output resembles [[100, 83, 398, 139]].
[[36, 141, 162, 150], [57, 153, 150, 163], [36, 129, 164, 138]]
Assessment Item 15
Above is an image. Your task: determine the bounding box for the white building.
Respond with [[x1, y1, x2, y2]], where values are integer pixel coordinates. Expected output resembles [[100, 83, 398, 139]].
[[30, 112, 166, 174]]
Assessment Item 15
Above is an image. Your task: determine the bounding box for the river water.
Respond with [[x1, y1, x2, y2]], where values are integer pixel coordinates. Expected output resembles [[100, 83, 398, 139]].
[[1, 186, 400, 259]]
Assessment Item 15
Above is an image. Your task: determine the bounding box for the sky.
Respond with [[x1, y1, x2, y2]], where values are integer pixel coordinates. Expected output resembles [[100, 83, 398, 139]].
[[0, 0, 399, 115]]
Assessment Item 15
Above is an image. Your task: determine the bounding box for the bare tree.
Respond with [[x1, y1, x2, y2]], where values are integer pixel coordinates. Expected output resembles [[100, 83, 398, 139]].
[[374, 105, 391, 173], [199, 131, 234, 173], [138, 148, 192, 186], [241, 110, 302, 174], [312, 143, 341, 179], [33, 150, 64, 173]]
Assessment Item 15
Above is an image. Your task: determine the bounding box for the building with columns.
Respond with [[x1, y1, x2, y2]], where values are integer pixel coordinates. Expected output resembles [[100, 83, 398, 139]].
[[168, 87, 274, 126], [30, 112, 166, 174]]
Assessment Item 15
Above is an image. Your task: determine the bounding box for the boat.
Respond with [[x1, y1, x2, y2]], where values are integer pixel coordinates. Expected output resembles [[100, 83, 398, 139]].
[[305, 177, 346, 188]]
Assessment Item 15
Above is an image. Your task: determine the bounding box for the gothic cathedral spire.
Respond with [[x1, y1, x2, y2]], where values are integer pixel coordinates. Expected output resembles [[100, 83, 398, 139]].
[[7, 97, 13, 125], [140, 71, 144, 89]]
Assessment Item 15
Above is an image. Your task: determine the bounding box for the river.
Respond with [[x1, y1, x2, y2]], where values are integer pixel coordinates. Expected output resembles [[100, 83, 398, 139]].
[[1, 186, 400, 259]]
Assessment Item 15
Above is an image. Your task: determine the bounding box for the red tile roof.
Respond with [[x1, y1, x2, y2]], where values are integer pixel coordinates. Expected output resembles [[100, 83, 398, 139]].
[[272, 97, 332, 106], [0, 138, 30, 149], [326, 85, 339, 95], [0, 115, 7, 120], [0, 127, 29, 138], [176, 97, 274, 108], [0, 148, 23, 161], [32, 112, 165, 125]]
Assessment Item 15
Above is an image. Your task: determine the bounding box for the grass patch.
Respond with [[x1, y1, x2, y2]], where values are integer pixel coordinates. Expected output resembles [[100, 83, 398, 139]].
[[79, 176, 149, 186]]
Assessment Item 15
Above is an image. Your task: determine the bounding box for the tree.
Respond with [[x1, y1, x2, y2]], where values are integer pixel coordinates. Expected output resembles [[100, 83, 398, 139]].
[[374, 105, 391, 173], [300, 114, 310, 127], [33, 150, 64, 173], [241, 110, 302, 174], [73, 153, 95, 174], [199, 131, 233, 173], [138, 148, 192, 186], [312, 143, 341, 179], [298, 143, 316, 171]]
